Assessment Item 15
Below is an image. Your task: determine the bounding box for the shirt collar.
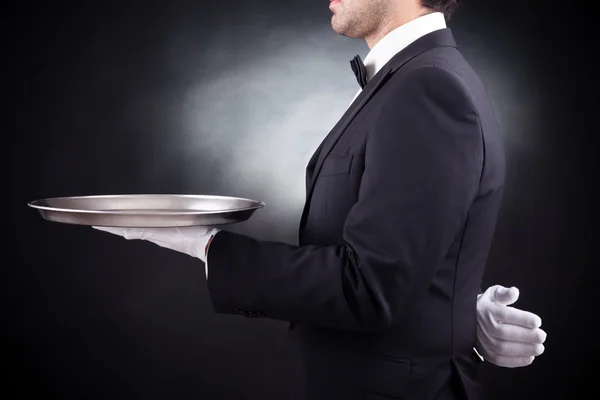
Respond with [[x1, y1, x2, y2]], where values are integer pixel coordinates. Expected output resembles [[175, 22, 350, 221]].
[[363, 12, 447, 81]]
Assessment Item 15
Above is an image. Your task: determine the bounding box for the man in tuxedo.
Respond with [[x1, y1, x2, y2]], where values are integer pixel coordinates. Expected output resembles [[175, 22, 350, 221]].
[[96, 0, 547, 398]]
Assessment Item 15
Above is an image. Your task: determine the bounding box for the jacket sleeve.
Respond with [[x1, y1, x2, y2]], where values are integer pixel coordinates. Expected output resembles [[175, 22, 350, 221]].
[[206, 66, 483, 332]]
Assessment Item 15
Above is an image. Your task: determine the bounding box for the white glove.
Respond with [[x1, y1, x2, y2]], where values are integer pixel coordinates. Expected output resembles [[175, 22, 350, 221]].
[[93, 226, 219, 276], [476, 285, 547, 367]]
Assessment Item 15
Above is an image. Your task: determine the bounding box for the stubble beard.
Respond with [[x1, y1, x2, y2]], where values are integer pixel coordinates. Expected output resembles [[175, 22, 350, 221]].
[[331, 1, 387, 39]]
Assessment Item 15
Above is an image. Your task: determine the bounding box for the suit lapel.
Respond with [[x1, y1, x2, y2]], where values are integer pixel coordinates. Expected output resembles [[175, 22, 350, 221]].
[[310, 68, 392, 191], [304, 136, 326, 188], [299, 29, 458, 235], [298, 73, 390, 235]]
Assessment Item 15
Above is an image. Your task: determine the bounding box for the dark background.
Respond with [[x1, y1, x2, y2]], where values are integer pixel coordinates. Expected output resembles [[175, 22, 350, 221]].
[[5, 0, 593, 398]]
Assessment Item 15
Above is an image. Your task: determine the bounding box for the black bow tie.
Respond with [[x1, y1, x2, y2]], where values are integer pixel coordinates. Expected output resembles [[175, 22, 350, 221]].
[[350, 55, 368, 89]]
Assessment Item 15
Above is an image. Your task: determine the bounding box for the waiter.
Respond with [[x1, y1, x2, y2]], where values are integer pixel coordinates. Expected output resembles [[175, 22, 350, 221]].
[[97, 0, 547, 398]]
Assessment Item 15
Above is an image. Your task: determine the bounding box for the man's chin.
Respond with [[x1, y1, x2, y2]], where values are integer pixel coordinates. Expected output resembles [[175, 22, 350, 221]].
[[330, 21, 346, 36], [331, 25, 358, 38]]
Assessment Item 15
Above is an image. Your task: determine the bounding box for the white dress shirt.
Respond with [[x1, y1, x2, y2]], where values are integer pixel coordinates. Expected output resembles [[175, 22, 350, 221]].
[[349, 12, 447, 104]]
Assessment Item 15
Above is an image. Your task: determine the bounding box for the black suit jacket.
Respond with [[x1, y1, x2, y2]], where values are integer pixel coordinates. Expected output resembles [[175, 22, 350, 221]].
[[206, 29, 505, 400]]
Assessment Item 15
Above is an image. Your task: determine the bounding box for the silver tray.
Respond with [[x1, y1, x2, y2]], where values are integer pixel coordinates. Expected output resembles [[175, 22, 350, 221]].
[[28, 194, 265, 227]]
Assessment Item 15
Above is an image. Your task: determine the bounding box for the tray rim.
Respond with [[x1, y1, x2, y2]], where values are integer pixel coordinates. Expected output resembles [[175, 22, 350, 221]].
[[27, 194, 266, 216]]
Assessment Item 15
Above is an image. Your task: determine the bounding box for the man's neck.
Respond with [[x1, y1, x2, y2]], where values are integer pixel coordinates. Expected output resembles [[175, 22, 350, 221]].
[[364, 7, 434, 49]]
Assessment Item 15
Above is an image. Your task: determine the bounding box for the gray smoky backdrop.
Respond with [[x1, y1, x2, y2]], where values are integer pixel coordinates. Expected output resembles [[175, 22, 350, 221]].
[[6, 0, 593, 399]]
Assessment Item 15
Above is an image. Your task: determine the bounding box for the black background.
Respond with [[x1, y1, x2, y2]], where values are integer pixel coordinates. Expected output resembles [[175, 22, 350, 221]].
[[5, 0, 593, 398]]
